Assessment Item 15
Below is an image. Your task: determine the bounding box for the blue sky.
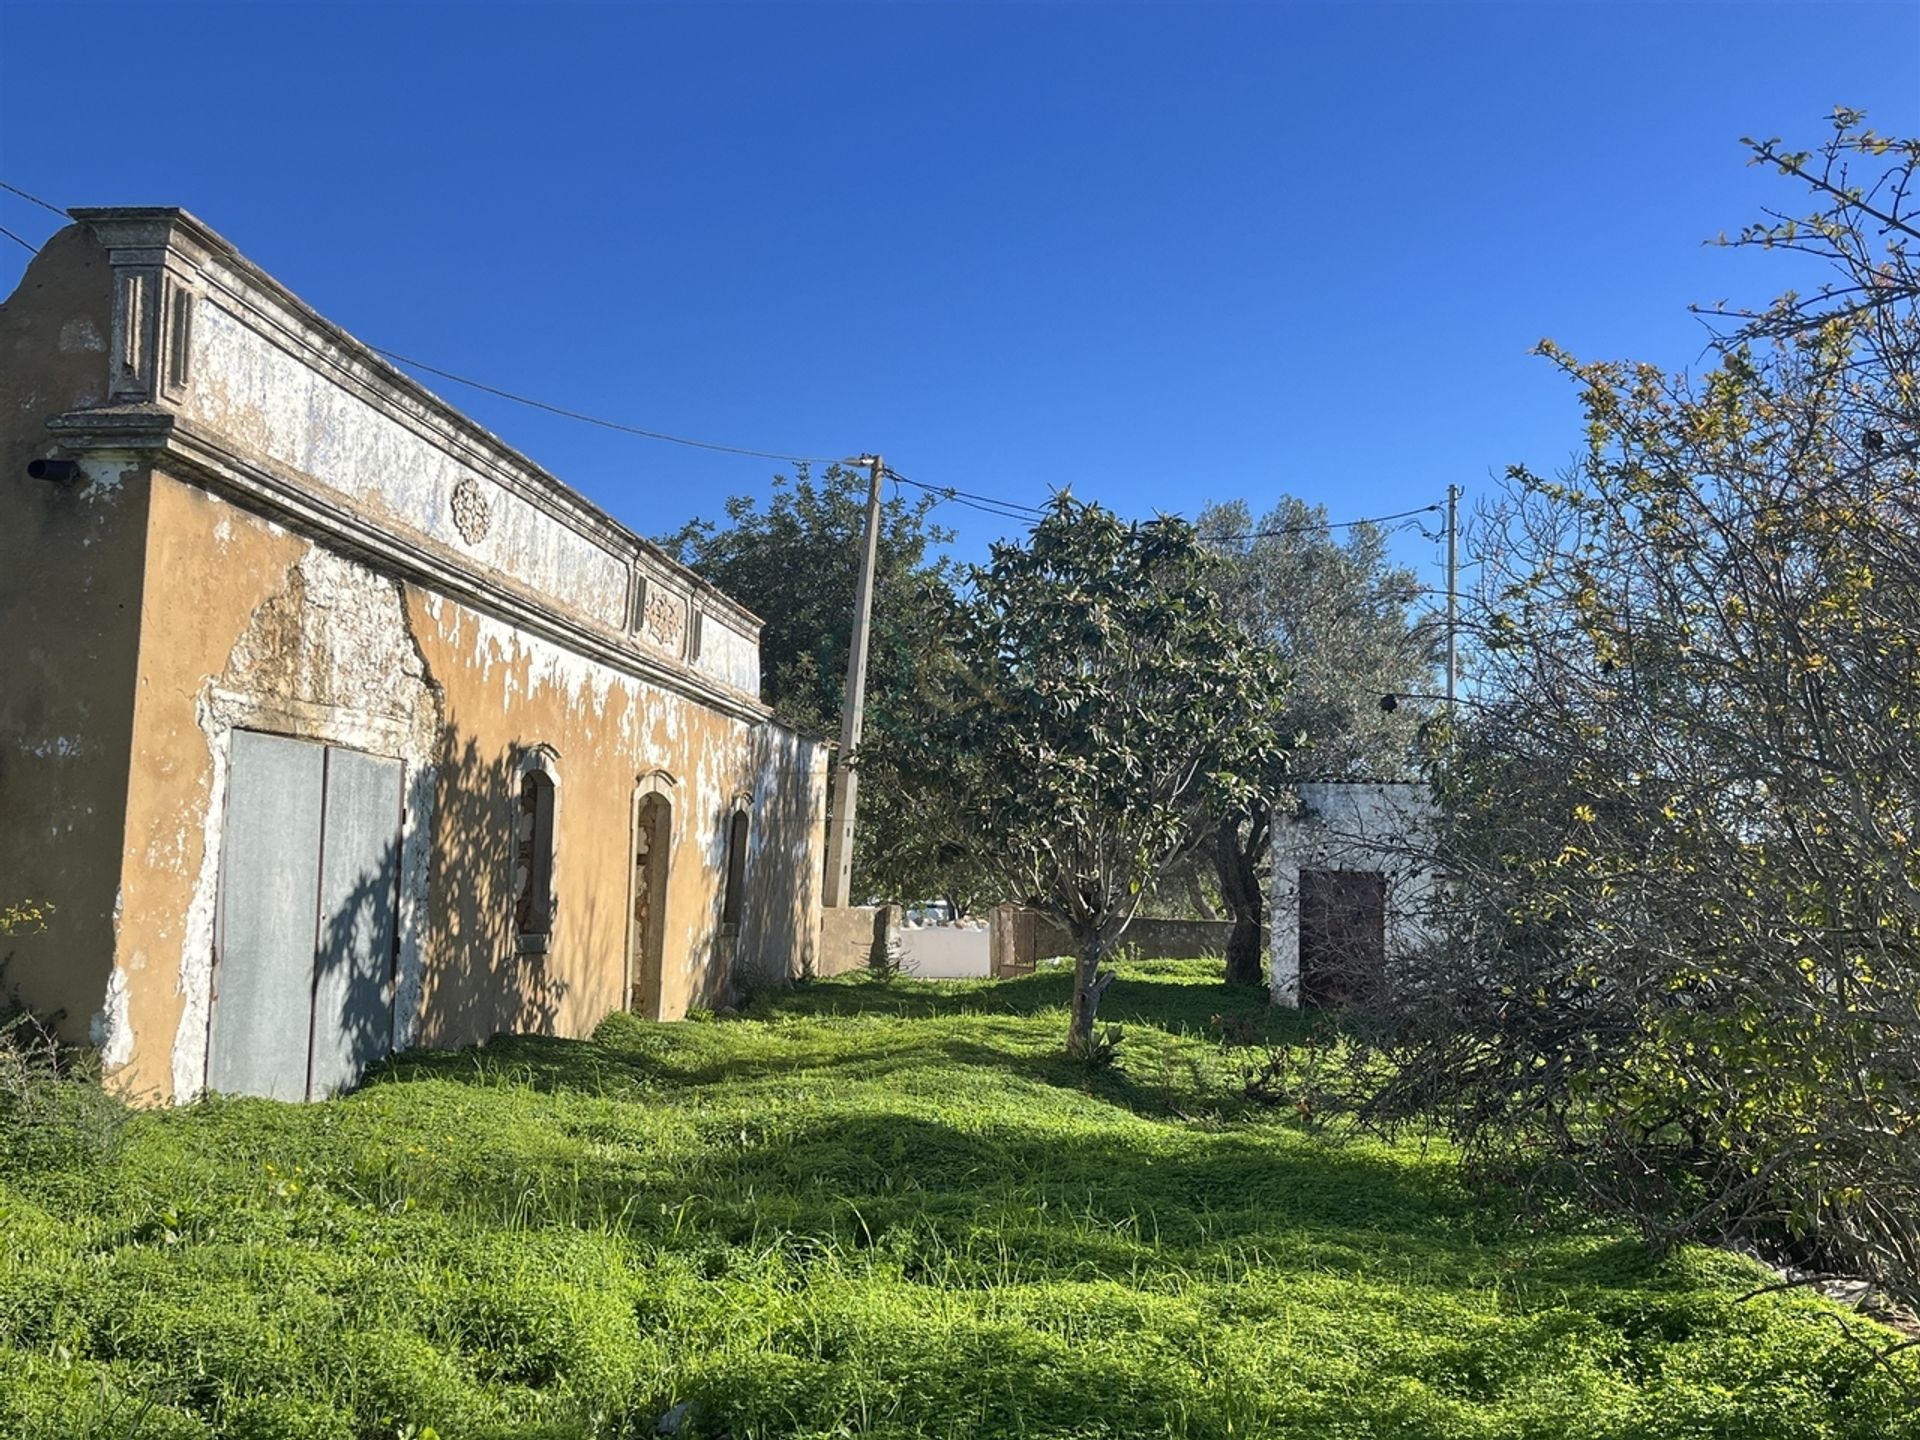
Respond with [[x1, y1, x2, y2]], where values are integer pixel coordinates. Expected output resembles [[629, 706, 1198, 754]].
[[3, 0, 1916, 595]]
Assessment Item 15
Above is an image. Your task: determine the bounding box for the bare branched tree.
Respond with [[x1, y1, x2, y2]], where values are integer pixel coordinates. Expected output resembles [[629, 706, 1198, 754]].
[[1349, 110, 1920, 1311]]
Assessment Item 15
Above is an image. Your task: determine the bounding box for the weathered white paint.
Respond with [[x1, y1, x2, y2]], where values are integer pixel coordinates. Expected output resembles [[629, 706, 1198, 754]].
[[172, 691, 229, 1099], [89, 965, 134, 1068], [76, 457, 128, 503], [1269, 781, 1439, 1007], [188, 299, 631, 626], [59, 316, 105, 353], [22, 737, 84, 758], [694, 615, 760, 694]]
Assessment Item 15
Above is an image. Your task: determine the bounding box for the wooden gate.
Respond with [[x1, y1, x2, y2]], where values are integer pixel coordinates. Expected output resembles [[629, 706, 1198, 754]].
[[208, 730, 403, 1099]]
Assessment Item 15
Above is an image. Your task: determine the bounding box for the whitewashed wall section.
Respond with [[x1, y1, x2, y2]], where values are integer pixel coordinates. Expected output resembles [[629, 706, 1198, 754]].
[[186, 299, 631, 628], [693, 610, 760, 695]]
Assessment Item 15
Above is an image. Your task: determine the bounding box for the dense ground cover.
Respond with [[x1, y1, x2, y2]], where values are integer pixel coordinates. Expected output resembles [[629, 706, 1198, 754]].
[[1, 959, 1913, 1439]]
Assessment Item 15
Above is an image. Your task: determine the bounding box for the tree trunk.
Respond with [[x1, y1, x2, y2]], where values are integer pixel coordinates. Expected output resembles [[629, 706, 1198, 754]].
[[1213, 817, 1266, 987], [1183, 867, 1220, 921], [1068, 929, 1115, 1056]]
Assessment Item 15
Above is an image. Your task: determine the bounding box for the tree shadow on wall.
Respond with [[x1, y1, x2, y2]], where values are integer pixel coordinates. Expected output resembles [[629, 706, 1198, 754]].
[[334, 731, 573, 1094]]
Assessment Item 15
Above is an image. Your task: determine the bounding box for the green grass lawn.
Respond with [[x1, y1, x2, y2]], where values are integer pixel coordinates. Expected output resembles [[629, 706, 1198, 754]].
[[2, 959, 1913, 1440]]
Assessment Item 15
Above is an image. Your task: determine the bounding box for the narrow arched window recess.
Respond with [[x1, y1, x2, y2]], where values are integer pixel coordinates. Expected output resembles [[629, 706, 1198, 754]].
[[721, 802, 750, 934], [513, 748, 560, 955]]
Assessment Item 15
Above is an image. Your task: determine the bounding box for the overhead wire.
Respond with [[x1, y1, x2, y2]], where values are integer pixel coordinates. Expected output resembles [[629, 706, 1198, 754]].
[[883, 468, 1046, 519], [1208, 503, 1445, 543], [368, 347, 843, 466], [0, 180, 67, 219], [2, 175, 1459, 549], [886, 465, 1447, 541]]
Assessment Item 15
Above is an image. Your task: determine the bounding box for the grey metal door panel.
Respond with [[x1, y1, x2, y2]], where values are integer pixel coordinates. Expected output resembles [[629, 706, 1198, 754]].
[[308, 748, 402, 1097], [208, 731, 325, 1101]]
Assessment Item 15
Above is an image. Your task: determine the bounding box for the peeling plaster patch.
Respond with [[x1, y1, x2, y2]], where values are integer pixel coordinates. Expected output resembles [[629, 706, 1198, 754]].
[[23, 736, 83, 758], [693, 615, 760, 694], [174, 541, 445, 1096], [89, 967, 135, 1069], [442, 604, 643, 730], [172, 691, 228, 1100], [190, 302, 628, 625], [77, 460, 132, 503], [59, 316, 106, 353]]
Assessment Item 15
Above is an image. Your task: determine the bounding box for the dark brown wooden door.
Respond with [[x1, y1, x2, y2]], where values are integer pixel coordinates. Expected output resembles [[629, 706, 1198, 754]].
[[1299, 869, 1386, 1007]]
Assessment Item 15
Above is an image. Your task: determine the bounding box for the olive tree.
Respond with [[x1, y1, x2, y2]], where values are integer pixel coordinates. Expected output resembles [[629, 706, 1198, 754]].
[[1194, 498, 1437, 983]]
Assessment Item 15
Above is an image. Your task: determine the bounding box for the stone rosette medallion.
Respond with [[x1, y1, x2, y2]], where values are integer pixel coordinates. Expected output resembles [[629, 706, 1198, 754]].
[[450, 477, 492, 545], [643, 588, 687, 654]]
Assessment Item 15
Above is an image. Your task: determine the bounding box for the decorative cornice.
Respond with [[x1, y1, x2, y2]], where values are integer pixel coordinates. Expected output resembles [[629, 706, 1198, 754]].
[[46, 406, 774, 726], [64, 207, 766, 640]]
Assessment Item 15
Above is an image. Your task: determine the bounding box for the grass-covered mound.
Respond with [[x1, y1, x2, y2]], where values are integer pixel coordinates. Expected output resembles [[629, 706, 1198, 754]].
[[1, 959, 1913, 1439]]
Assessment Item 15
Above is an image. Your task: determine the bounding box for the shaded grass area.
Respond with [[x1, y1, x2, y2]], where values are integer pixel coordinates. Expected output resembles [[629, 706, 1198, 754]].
[[2, 959, 1914, 1438]]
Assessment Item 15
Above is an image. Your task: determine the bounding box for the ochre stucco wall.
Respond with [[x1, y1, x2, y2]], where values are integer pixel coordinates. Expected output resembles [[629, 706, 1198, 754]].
[[0, 226, 148, 1053], [404, 585, 776, 1042], [5, 210, 826, 1103], [103, 478, 821, 1100]]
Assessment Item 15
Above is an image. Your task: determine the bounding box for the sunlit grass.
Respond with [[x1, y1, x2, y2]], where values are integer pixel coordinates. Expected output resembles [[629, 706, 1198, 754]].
[[1, 959, 1912, 1438]]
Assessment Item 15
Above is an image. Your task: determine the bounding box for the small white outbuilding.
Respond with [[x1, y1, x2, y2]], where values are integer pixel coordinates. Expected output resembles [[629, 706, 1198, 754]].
[[1269, 781, 1438, 1007]]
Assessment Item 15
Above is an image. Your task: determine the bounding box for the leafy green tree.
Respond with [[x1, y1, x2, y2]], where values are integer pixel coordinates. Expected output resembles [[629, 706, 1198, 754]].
[[1192, 498, 1438, 983], [662, 465, 988, 909], [1359, 110, 1920, 1307], [869, 496, 1288, 1054]]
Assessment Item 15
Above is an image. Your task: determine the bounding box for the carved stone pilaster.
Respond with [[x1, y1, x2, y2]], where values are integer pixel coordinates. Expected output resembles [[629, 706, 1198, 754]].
[[85, 213, 201, 405]]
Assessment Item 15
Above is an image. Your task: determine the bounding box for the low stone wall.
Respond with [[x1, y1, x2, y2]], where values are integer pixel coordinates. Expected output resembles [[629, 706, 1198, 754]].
[[989, 907, 1263, 976], [1120, 917, 1256, 961], [813, 904, 901, 978]]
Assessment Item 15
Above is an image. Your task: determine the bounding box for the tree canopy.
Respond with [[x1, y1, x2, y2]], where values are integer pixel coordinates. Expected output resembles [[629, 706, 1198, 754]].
[[660, 465, 984, 908], [866, 496, 1288, 1053], [1193, 498, 1438, 982]]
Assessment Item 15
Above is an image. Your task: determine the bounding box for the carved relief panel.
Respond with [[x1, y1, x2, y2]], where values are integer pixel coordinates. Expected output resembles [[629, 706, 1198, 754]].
[[633, 576, 688, 660]]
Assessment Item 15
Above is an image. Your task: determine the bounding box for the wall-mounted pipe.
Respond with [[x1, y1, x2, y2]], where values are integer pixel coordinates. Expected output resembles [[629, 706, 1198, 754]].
[[26, 458, 82, 485]]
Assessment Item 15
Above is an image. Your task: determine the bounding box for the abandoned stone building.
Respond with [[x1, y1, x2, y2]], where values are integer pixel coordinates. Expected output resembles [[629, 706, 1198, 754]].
[[0, 208, 828, 1103]]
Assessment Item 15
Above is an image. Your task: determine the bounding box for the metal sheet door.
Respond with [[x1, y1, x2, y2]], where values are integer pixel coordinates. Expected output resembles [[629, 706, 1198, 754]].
[[208, 730, 326, 1100], [308, 747, 403, 1097]]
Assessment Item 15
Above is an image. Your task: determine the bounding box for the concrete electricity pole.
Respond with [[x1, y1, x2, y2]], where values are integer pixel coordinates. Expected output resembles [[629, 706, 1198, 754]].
[[822, 454, 884, 908], [1445, 482, 1461, 716]]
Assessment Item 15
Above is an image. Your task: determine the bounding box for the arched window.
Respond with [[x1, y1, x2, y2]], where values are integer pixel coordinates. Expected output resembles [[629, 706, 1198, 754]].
[[514, 750, 559, 953], [721, 806, 750, 932]]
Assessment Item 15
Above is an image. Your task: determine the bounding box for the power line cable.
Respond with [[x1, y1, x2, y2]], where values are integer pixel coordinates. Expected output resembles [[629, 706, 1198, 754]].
[[1207, 503, 1445, 543], [369, 347, 844, 465], [887, 465, 1446, 541], [0, 180, 67, 219], [883, 468, 1046, 518], [933, 494, 1046, 524], [2, 177, 1459, 547], [6, 178, 852, 467]]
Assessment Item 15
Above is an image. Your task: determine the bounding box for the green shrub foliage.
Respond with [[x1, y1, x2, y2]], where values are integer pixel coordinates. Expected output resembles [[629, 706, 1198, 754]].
[[1355, 110, 1920, 1309]]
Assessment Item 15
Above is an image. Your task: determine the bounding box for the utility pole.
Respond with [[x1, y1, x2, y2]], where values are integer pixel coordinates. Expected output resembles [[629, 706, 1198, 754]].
[[1445, 483, 1460, 717], [823, 454, 884, 908]]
